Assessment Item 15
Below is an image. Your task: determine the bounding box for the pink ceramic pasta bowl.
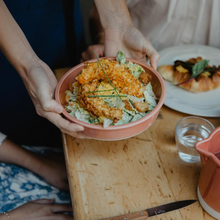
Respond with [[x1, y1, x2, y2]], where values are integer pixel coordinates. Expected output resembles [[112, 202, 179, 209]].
[[55, 57, 166, 141]]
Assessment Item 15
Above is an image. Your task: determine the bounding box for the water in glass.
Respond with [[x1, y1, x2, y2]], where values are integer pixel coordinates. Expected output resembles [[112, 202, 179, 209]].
[[176, 123, 211, 163]]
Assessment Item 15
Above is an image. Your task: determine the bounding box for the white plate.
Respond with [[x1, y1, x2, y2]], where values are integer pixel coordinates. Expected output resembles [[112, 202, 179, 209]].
[[158, 44, 220, 117]]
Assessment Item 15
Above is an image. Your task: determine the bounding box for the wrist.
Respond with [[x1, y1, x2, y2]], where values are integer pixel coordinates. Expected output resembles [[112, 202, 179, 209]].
[[104, 23, 133, 42], [94, 0, 132, 30], [0, 212, 12, 220], [5, 209, 21, 220], [16, 52, 41, 80], [103, 20, 132, 33]]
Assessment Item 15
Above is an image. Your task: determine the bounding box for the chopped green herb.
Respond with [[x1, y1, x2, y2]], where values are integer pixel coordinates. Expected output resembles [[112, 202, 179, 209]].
[[86, 89, 115, 94], [94, 52, 122, 101], [88, 95, 127, 98]]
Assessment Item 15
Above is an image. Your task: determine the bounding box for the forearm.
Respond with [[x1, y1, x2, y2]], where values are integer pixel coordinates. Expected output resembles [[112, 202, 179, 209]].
[[0, 214, 8, 220], [0, 0, 39, 79], [0, 138, 42, 175], [94, 0, 132, 30]]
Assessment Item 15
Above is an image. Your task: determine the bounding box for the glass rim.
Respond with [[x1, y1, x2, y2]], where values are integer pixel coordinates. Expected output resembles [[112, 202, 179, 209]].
[[175, 116, 215, 142]]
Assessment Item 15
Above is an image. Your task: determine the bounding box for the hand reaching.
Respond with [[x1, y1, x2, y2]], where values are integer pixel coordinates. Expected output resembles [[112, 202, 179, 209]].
[[7, 199, 73, 220], [104, 24, 160, 69], [81, 44, 104, 62], [23, 60, 86, 139], [80, 25, 159, 69]]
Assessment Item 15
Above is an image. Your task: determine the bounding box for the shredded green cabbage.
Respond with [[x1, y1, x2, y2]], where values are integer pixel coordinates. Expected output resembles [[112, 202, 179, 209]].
[[131, 114, 143, 122], [144, 83, 156, 110], [125, 61, 145, 79], [116, 51, 126, 64], [114, 111, 132, 125], [103, 118, 113, 128]]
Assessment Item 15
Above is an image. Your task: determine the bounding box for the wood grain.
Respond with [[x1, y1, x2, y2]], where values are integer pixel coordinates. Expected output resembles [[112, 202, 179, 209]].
[[55, 68, 219, 220], [101, 210, 149, 220]]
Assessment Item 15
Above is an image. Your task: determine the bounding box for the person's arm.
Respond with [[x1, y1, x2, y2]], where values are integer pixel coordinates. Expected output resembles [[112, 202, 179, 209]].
[[0, 1, 37, 75], [94, 0, 160, 69], [0, 138, 39, 171], [94, 0, 132, 31], [0, 0, 85, 139], [0, 199, 73, 220], [0, 137, 69, 190]]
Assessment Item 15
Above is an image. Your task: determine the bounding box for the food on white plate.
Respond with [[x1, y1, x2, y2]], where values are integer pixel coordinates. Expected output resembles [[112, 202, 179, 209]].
[[158, 57, 220, 93], [65, 51, 157, 128]]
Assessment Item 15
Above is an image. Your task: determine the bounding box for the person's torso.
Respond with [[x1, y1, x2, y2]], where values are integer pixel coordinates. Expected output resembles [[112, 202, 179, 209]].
[[127, 0, 220, 51]]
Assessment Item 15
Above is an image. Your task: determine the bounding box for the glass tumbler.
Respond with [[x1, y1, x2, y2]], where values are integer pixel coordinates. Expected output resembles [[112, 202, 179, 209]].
[[175, 116, 215, 163]]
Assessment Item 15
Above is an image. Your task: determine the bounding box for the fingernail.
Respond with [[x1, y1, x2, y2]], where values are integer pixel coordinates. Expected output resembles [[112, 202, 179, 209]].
[[77, 127, 84, 131], [54, 106, 63, 113]]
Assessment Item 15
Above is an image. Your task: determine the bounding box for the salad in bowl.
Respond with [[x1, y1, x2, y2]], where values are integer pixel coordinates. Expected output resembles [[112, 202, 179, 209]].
[[64, 51, 157, 128]]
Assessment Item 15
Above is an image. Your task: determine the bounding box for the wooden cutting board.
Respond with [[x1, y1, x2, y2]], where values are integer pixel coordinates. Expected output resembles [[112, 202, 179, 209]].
[[55, 68, 219, 220]]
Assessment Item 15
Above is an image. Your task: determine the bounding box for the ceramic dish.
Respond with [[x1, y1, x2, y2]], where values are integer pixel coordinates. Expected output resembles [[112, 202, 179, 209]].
[[158, 44, 220, 117], [196, 127, 220, 219], [55, 57, 166, 141]]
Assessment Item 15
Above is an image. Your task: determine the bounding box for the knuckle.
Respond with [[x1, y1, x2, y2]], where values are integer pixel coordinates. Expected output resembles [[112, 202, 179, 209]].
[[71, 127, 79, 132], [81, 52, 87, 59], [88, 45, 93, 51], [42, 103, 51, 111]]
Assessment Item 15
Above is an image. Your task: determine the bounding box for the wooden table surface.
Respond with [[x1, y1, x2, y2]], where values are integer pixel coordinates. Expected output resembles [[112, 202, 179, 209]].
[[55, 68, 219, 220]]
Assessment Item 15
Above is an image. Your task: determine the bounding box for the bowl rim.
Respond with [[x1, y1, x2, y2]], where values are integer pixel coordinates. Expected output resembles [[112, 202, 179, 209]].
[[55, 57, 166, 130]]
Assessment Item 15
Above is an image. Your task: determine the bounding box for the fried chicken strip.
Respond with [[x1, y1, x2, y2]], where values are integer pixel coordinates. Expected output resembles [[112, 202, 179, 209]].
[[77, 59, 144, 97], [77, 80, 123, 121]]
